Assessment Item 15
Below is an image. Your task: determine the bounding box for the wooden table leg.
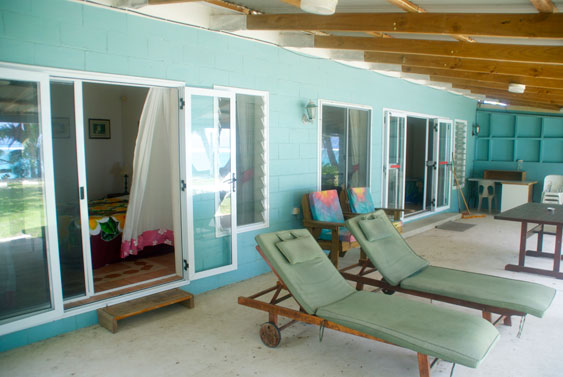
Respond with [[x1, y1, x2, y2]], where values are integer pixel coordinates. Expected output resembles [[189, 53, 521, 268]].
[[553, 225, 562, 274], [537, 224, 544, 252], [518, 221, 528, 267], [482, 311, 492, 322]]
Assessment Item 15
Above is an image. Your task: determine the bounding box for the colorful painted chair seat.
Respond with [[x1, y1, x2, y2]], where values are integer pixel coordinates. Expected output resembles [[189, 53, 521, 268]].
[[344, 187, 404, 233], [302, 189, 360, 267], [309, 190, 356, 243]]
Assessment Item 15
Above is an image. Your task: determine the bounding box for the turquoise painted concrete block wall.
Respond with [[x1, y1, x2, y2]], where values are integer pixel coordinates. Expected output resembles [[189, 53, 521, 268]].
[[473, 109, 563, 204], [0, 0, 476, 350]]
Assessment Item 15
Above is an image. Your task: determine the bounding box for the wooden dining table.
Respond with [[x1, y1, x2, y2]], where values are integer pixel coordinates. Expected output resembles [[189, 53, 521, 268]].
[[495, 202, 563, 279]]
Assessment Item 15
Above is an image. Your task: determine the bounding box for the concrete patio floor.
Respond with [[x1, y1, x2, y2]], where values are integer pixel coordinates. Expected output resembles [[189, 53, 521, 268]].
[[1, 214, 562, 377]]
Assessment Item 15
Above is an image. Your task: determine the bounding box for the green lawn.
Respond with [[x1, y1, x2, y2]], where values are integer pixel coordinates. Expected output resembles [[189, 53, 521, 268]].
[[0, 181, 45, 239]]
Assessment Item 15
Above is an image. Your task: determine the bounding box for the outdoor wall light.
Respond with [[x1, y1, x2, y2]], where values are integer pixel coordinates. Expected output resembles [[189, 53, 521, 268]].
[[303, 100, 318, 123], [472, 123, 480, 136]]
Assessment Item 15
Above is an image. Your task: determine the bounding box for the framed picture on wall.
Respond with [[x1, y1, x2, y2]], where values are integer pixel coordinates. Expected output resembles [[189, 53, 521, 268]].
[[52, 117, 70, 138], [88, 119, 111, 139]]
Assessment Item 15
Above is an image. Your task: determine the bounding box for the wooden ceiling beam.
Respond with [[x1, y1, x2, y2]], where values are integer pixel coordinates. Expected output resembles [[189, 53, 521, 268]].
[[246, 13, 563, 38], [454, 85, 563, 104], [386, 1, 474, 42], [429, 75, 563, 97], [314, 35, 563, 64], [530, 0, 558, 13], [365, 51, 563, 79], [402, 66, 563, 90]]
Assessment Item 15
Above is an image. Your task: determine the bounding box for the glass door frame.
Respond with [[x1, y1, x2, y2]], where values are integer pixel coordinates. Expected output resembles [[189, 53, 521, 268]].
[[431, 118, 453, 212], [382, 110, 407, 213], [0, 67, 64, 335], [56, 77, 188, 306], [184, 87, 237, 281], [317, 99, 373, 191], [381, 109, 454, 220], [0, 62, 190, 336]]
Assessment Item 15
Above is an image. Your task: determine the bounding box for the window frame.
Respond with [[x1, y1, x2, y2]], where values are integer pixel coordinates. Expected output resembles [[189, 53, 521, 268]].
[[453, 119, 468, 190], [317, 100, 373, 191], [215, 86, 270, 233]]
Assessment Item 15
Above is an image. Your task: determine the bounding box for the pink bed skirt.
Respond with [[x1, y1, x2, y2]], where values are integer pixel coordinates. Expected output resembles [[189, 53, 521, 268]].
[[121, 228, 174, 258]]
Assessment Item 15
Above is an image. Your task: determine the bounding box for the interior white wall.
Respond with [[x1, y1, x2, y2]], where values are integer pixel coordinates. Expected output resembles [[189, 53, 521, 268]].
[[83, 83, 146, 200]]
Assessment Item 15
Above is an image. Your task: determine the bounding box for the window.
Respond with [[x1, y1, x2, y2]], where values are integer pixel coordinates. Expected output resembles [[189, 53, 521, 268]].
[[453, 120, 468, 189], [217, 87, 269, 231], [320, 102, 371, 191]]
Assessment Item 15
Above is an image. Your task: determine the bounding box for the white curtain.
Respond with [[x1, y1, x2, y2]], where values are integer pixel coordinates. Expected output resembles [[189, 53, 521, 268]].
[[349, 109, 368, 188], [121, 87, 180, 257]]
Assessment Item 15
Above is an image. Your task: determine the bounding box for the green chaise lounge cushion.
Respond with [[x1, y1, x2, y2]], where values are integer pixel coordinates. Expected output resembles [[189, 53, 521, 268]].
[[256, 229, 356, 314], [255, 229, 500, 368], [346, 212, 428, 285], [346, 211, 556, 318], [316, 291, 499, 368], [401, 266, 556, 318]]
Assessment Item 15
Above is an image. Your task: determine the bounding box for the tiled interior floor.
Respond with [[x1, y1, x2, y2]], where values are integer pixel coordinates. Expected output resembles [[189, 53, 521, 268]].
[[2, 214, 563, 377], [93, 252, 176, 292]]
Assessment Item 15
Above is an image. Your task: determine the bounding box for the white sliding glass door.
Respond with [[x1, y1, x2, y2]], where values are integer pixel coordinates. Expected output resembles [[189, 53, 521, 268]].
[[382, 111, 407, 210], [0, 68, 63, 334], [432, 119, 453, 211], [185, 88, 237, 280]]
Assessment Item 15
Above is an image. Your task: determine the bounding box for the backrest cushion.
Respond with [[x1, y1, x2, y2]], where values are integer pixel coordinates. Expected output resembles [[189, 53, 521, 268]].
[[309, 190, 344, 222], [346, 211, 429, 286], [348, 187, 375, 213], [256, 229, 355, 314], [277, 236, 324, 264]]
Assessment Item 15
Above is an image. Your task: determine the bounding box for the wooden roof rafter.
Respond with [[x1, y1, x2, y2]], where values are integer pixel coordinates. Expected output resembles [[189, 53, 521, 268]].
[[364, 51, 563, 79], [280, 0, 393, 39], [401, 66, 563, 90], [429, 76, 563, 97], [386, 0, 474, 42], [313, 35, 563, 64], [246, 13, 563, 39]]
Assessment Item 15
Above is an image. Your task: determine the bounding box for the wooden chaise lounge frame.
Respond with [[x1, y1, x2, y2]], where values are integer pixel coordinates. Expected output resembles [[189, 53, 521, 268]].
[[238, 246, 440, 377], [340, 261, 520, 327], [340, 210, 556, 332]]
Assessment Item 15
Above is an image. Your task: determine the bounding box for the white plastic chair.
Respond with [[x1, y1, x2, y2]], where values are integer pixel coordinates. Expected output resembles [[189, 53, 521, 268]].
[[541, 175, 563, 205], [477, 180, 496, 213]]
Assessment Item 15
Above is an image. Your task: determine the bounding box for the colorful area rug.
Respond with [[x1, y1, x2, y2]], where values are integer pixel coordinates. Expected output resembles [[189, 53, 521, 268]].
[[93, 258, 169, 285]]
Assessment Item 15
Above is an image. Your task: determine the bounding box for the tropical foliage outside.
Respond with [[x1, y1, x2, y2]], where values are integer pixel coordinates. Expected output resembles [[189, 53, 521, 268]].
[[0, 122, 45, 239]]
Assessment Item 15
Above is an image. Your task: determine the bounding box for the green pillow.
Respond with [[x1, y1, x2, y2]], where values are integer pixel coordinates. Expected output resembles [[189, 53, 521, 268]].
[[277, 236, 324, 264], [358, 218, 389, 241]]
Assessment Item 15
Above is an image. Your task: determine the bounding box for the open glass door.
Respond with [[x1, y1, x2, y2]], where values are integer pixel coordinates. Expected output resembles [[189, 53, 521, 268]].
[[383, 111, 407, 211], [432, 119, 453, 211], [0, 68, 63, 334], [185, 88, 237, 280]]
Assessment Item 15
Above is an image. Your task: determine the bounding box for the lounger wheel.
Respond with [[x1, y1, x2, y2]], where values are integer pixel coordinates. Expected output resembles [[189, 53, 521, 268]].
[[382, 288, 395, 295], [259, 322, 281, 348]]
